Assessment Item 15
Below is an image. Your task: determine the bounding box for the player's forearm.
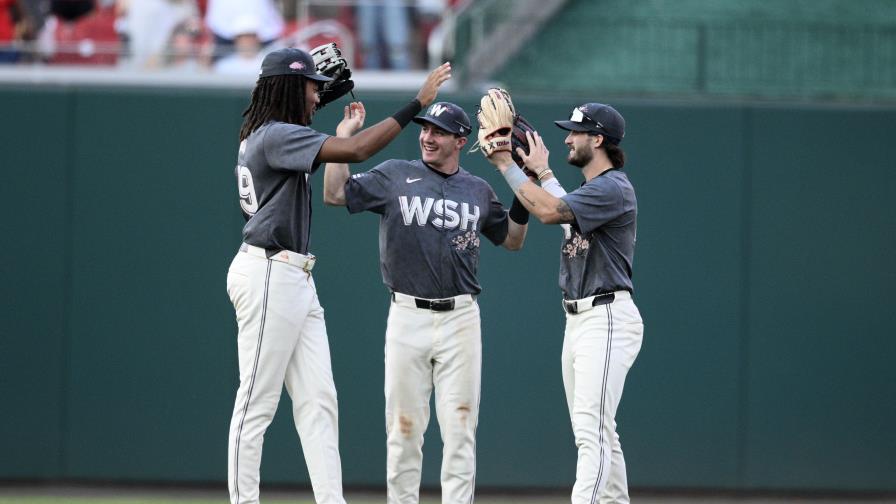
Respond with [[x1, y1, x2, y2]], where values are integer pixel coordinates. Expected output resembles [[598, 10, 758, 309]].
[[540, 176, 567, 197], [318, 100, 421, 163], [497, 161, 567, 224], [319, 119, 401, 163], [502, 220, 527, 250], [351, 99, 424, 159], [349, 117, 407, 160], [323, 163, 349, 206], [537, 176, 573, 237], [516, 183, 568, 224]]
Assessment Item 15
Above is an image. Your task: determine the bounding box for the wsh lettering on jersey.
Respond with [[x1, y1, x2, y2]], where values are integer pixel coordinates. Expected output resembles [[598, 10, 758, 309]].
[[399, 196, 480, 231]]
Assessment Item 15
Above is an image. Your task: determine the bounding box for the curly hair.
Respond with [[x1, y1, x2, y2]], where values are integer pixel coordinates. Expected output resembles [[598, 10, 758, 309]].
[[239, 75, 309, 141], [603, 142, 626, 169]]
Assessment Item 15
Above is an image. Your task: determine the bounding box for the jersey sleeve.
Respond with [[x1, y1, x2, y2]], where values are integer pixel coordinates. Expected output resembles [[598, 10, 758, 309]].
[[560, 177, 624, 235], [344, 162, 394, 215], [480, 186, 510, 246], [263, 123, 330, 173]]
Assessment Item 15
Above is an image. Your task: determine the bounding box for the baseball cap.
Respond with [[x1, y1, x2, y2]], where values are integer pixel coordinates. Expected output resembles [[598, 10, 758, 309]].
[[555, 103, 625, 144], [412, 102, 472, 137], [258, 48, 333, 81]]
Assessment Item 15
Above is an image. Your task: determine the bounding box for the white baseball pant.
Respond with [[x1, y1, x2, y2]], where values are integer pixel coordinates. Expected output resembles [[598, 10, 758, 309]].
[[562, 291, 643, 504], [226, 245, 346, 504], [384, 292, 482, 504]]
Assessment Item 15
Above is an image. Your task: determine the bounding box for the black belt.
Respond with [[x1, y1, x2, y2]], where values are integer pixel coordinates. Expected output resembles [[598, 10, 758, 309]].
[[414, 298, 455, 311], [391, 292, 457, 311], [563, 292, 616, 315]]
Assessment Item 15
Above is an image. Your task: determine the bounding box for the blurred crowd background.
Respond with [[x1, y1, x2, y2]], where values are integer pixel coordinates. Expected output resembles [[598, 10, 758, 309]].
[[1, 0, 893, 104], [0, 0, 461, 74]]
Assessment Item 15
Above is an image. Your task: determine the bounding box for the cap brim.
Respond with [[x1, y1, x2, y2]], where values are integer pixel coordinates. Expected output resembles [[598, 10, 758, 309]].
[[413, 116, 466, 136], [306, 73, 334, 82], [554, 120, 592, 132]]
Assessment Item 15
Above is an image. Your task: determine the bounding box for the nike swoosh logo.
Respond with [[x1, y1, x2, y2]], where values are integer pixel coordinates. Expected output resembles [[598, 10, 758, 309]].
[[406, 177, 422, 183]]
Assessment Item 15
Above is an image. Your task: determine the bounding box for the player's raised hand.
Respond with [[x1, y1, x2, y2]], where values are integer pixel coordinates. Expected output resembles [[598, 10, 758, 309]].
[[335, 102, 366, 138], [517, 131, 550, 174], [416, 62, 452, 107]]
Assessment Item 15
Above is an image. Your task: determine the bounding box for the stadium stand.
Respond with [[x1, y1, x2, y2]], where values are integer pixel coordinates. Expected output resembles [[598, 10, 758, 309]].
[[1, 0, 894, 103]]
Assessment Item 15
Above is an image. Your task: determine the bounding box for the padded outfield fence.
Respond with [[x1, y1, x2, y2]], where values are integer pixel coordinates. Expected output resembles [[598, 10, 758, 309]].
[[493, 17, 896, 100], [447, 0, 896, 102], [1, 83, 894, 493]]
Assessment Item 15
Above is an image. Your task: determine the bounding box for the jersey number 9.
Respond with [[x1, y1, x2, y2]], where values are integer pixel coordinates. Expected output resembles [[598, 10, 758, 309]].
[[237, 166, 259, 216]]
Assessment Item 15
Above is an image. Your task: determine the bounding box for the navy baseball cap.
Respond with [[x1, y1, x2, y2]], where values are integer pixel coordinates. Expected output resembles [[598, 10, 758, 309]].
[[555, 103, 625, 144], [258, 48, 333, 81], [412, 102, 472, 137]]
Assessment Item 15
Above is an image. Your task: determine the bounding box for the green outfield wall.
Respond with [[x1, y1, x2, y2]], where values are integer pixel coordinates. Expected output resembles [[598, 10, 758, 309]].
[[488, 0, 896, 101], [1, 85, 894, 492]]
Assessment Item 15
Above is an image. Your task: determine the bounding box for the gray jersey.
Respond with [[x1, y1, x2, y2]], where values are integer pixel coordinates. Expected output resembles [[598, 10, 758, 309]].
[[559, 169, 637, 299], [344, 159, 509, 299], [235, 121, 329, 255]]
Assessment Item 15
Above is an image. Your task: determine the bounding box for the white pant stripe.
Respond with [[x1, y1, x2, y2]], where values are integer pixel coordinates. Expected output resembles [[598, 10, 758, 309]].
[[232, 260, 271, 504], [589, 304, 614, 504]]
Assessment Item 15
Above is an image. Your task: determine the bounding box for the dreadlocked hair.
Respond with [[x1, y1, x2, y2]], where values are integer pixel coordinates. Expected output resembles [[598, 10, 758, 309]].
[[239, 75, 308, 141]]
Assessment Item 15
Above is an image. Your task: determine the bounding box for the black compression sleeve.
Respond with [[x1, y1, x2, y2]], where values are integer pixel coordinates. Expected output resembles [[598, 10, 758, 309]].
[[392, 99, 423, 128], [509, 196, 530, 225]]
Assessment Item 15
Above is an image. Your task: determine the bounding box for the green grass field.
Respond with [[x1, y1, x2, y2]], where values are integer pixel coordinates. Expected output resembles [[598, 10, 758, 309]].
[[0, 500, 231, 504], [0, 500, 356, 504], [0, 498, 352, 504], [0, 498, 564, 504], [0, 495, 573, 504], [2, 489, 893, 504]]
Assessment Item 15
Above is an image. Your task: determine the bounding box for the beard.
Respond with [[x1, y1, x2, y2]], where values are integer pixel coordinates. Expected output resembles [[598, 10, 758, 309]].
[[567, 144, 593, 167]]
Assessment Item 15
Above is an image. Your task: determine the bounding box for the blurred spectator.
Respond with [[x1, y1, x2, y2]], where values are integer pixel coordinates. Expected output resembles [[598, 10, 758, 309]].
[[0, 0, 34, 62], [212, 13, 263, 75], [204, 0, 281, 61], [0, 0, 19, 62], [16, 0, 46, 56], [36, 0, 120, 65], [162, 16, 203, 72], [356, 0, 410, 70], [51, 0, 93, 21], [118, 0, 196, 69], [415, 0, 447, 67]]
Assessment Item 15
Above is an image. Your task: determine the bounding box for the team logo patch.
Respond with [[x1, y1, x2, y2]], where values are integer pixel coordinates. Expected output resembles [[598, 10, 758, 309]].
[[351, 172, 367, 179], [451, 230, 480, 251], [563, 230, 590, 258], [289, 61, 305, 70], [428, 103, 448, 117]]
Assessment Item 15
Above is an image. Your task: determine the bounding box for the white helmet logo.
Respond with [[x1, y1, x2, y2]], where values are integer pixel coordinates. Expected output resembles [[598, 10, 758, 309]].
[[429, 104, 448, 117], [571, 107, 585, 122]]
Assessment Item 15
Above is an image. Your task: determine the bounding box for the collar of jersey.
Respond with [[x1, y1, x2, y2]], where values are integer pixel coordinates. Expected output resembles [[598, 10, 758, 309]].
[[421, 160, 460, 179]]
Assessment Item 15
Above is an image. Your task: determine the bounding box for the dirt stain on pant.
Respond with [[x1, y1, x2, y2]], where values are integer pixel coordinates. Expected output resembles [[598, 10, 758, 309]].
[[457, 404, 471, 423], [399, 415, 413, 436]]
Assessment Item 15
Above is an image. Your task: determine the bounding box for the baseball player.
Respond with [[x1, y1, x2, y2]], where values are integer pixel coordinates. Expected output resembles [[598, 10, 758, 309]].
[[226, 47, 451, 504], [483, 102, 643, 503], [321, 102, 529, 504]]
